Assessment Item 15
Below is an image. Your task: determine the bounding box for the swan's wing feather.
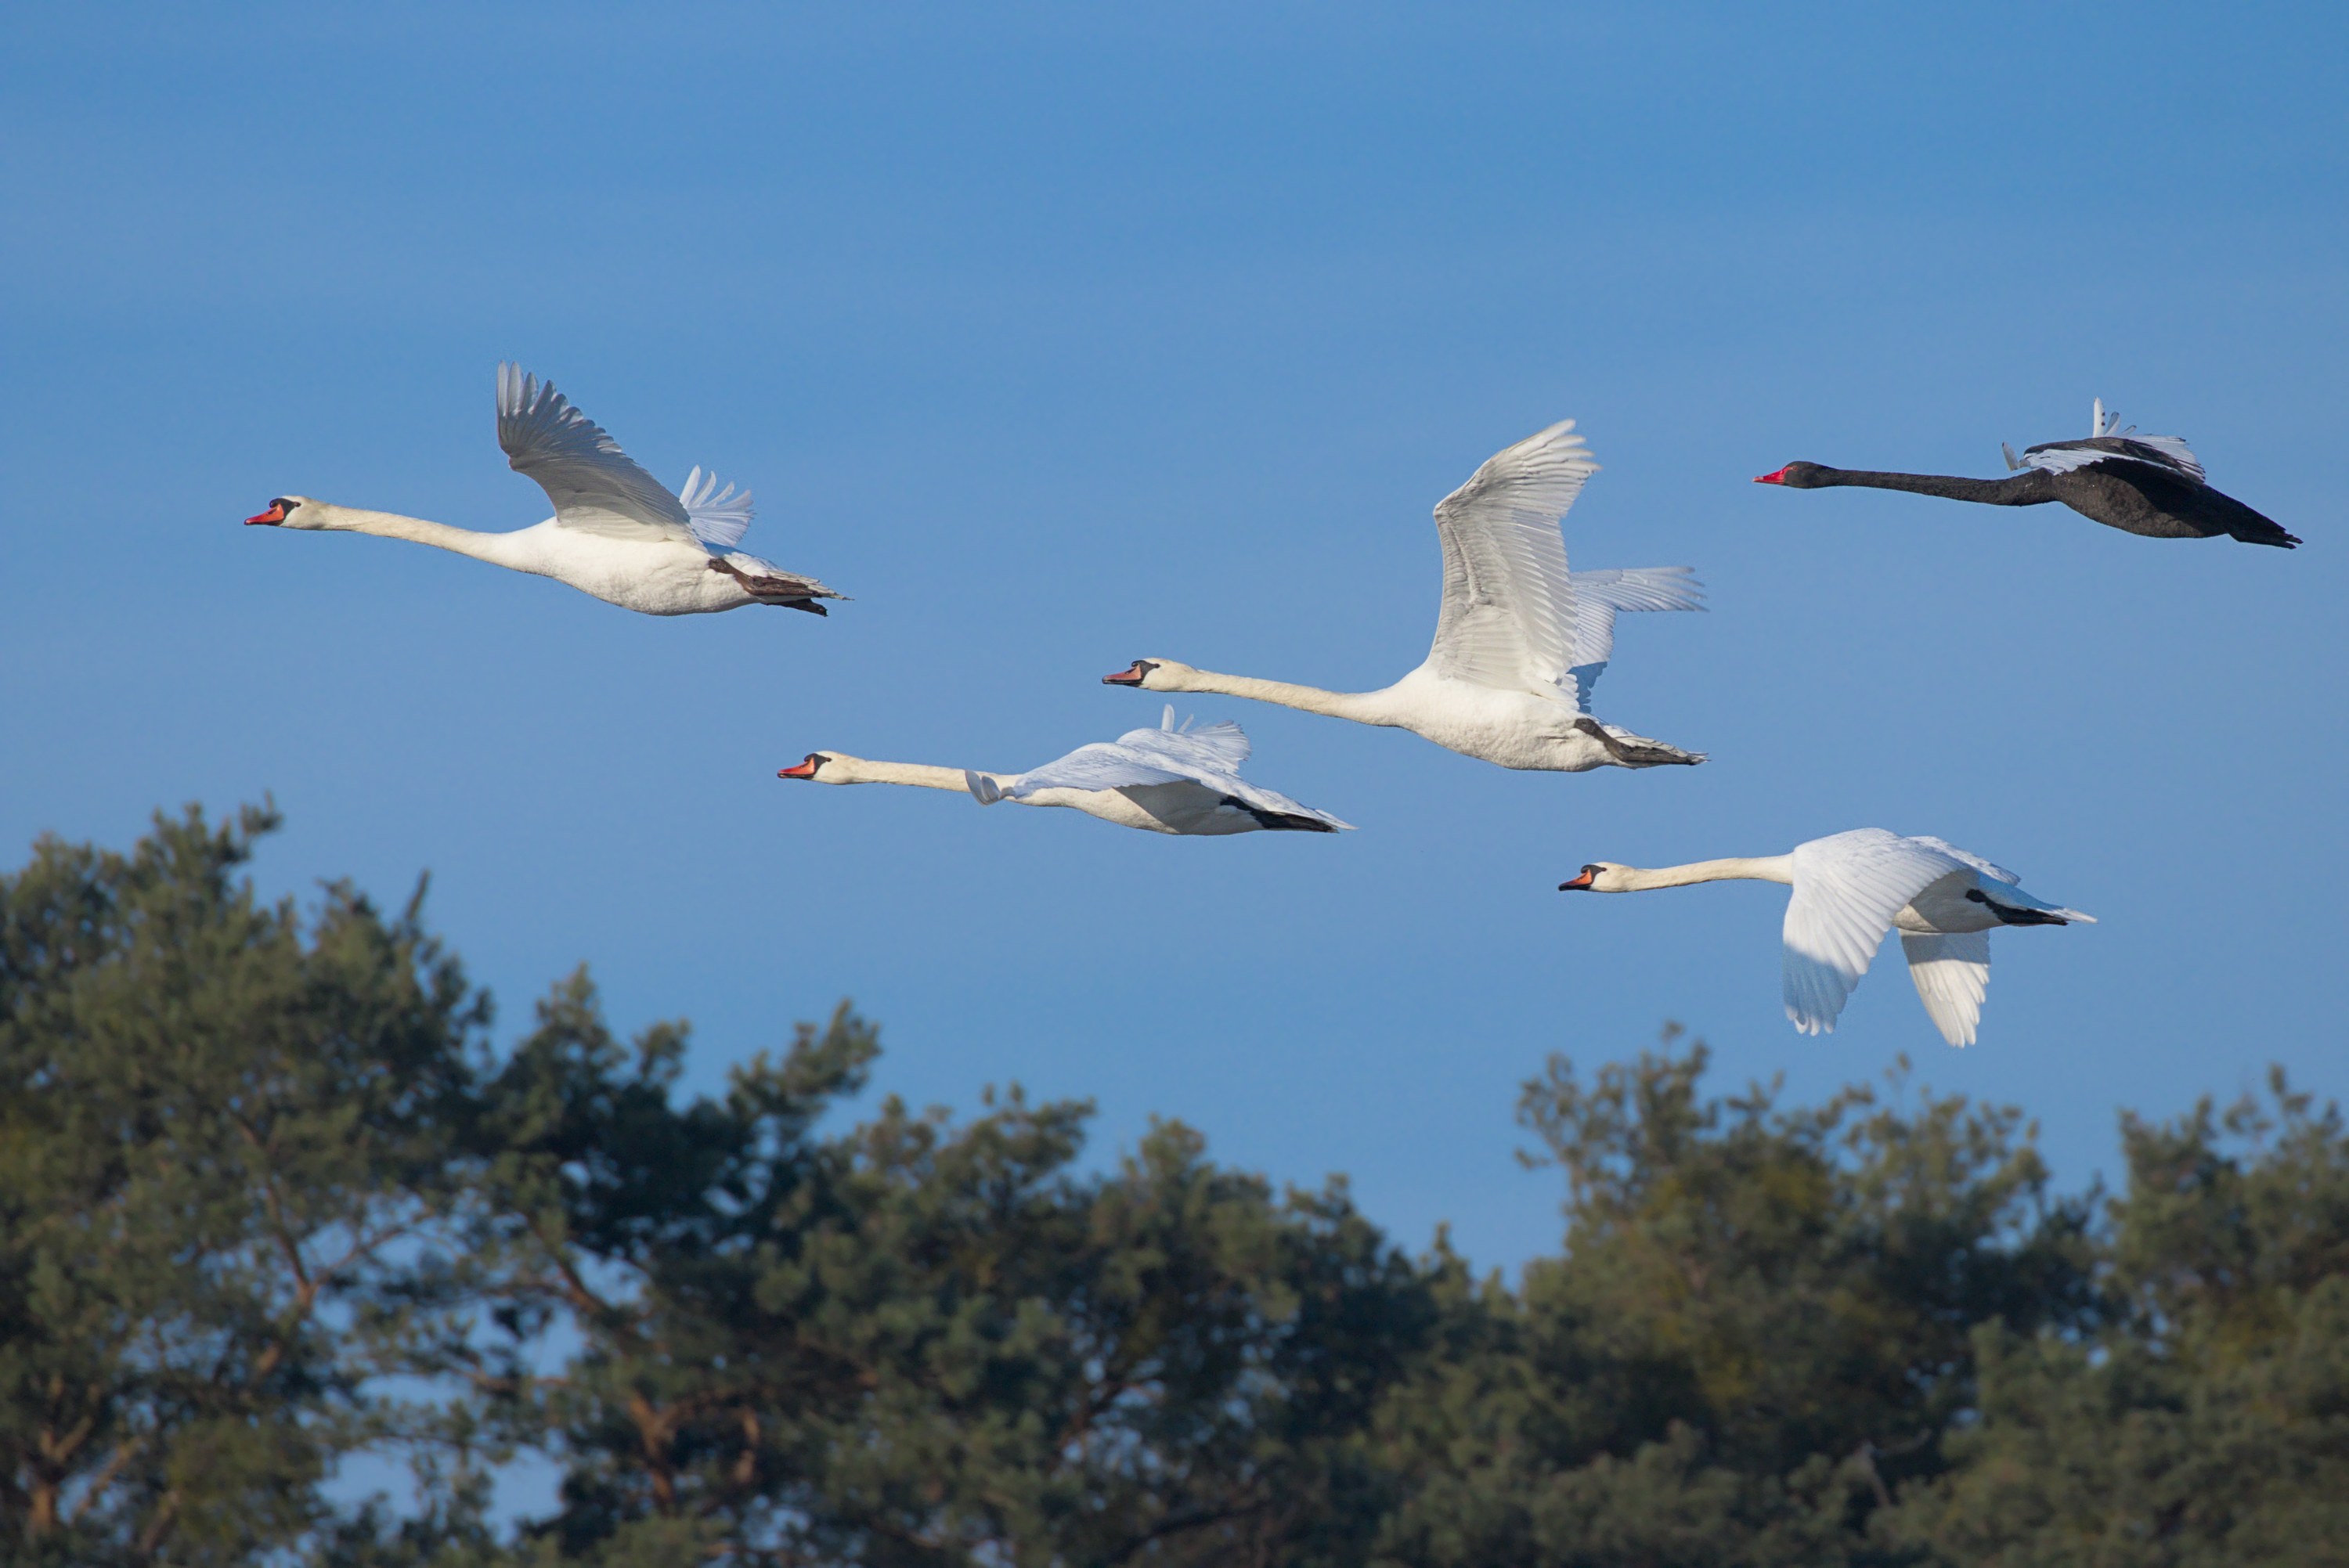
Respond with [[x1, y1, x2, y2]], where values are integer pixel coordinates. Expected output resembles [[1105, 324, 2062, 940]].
[[1427, 421, 1596, 692], [679, 465, 755, 550], [1106, 716, 1351, 829], [1120, 711, 1252, 774], [1781, 830, 1970, 1036], [1199, 772, 1355, 831], [496, 364, 698, 543], [1904, 836, 2020, 885], [1565, 565, 1705, 673], [1003, 742, 1189, 798], [1902, 932, 1991, 1047], [2019, 434, 2206, 483]]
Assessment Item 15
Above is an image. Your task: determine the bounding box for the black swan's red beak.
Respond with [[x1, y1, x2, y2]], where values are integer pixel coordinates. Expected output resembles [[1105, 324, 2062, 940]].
[[1752, 467, 1789, 485]]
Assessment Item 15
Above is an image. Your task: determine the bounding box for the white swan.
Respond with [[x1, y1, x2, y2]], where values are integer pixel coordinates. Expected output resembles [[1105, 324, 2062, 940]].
[[778, 708, 1352, 836], [247, 365, 842, 616], [1559, 829, 2094, 1046], [1103, 421, 1705, 771]]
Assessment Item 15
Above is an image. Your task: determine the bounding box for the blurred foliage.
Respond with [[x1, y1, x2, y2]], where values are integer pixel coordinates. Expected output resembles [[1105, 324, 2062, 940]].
[[4, 809, 2344, 1566]]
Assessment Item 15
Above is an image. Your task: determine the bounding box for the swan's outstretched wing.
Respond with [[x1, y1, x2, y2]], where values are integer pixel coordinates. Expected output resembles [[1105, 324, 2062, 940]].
[[1902, 932, 1990, 1047], [1782, 830, 1971, 1036], [1006, 715, 1352, 830], [1001, 742, 1192, 797], [1905, 836, 2019, 885], [2019, 434, 2205, 484], [1118, 706, 1251, 773], [1563, 566, 1705, 709], [496, 364, 699, 544], [679, 466, 754, 550], [1427, 421, 1596, 694]]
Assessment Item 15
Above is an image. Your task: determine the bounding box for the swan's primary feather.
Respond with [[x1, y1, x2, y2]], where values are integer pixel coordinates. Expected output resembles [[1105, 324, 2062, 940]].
[[1781, 830, 1975, 1037], [1427, 421, 1595, 695], [1902, 932, 1991, 1047], [496, 364, 700, 545], [679, 465, 755, 550], [1561, 566, 1705, 708]]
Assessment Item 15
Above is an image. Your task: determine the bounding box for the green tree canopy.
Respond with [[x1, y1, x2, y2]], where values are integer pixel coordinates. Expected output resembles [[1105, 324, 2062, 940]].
[[0, 805, 484, 1566], [5, 806, 2347, 1568]]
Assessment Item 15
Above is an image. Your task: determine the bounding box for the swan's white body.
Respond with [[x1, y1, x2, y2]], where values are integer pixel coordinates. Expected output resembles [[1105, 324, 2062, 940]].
[[247, 366, 841, 617], [779, 708, 1352, 837], [1562, 829, 2094, 1046], [1106, 422, 1705, 771]]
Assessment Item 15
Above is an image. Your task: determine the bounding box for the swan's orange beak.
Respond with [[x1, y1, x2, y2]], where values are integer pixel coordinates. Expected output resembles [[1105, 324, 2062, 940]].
[[1558, 868, 1597, 890], [778, 755, 823, 780], [245, 502, 288, 524], [1102, 663, 1148, 687], [1753, 467, 1789, 485]]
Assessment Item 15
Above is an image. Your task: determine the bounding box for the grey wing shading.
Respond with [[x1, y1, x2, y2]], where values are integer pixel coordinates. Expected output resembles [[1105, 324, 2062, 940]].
[[1902, 932, 1991, 1047], [2019, 434, 2206, 484], [1904, 836, 2020, 885], [679, 466, 754, 550], [1564, 566, 1705, 708], [495, 363, 698, 544], [1001, 742, 1192, 798]]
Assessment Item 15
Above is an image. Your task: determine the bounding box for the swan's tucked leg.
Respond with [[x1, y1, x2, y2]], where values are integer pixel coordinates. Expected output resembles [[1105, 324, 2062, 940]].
[[1226, 798, 1343, 833], [1569, 718, 1705, 768], [1962, 889, 2072, 927]]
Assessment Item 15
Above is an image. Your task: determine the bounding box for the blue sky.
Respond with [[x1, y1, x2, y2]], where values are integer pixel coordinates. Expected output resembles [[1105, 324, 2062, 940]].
[[3, 2, 2344, 1276]]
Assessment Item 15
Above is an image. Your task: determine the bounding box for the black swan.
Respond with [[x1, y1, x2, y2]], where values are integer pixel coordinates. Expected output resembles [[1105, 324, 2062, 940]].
[[1755, 401, 2299, 549]]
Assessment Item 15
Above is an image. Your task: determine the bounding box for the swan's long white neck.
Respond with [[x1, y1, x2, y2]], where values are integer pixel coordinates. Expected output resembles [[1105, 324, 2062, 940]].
[[1609, 856, 1795, 891], [824, 757, 982, 792], [301, 504, 548, 571], [1156, 666, 1396, 724]]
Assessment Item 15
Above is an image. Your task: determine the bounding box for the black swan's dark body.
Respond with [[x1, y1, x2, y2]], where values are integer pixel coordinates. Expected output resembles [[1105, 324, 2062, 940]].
[[1757, 436, 2300, 550]]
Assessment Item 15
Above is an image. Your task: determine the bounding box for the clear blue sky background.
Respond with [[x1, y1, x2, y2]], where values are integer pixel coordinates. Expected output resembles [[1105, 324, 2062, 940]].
[[4, 2, 2344, 1279]]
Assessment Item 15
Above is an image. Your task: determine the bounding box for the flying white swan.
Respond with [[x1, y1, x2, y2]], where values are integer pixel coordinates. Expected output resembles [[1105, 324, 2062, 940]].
[[1559, 829, 2094, 1045], [246, 364, 843, 615], [778, 708, 1352, 836], [1103, 421, 1705, 770]]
